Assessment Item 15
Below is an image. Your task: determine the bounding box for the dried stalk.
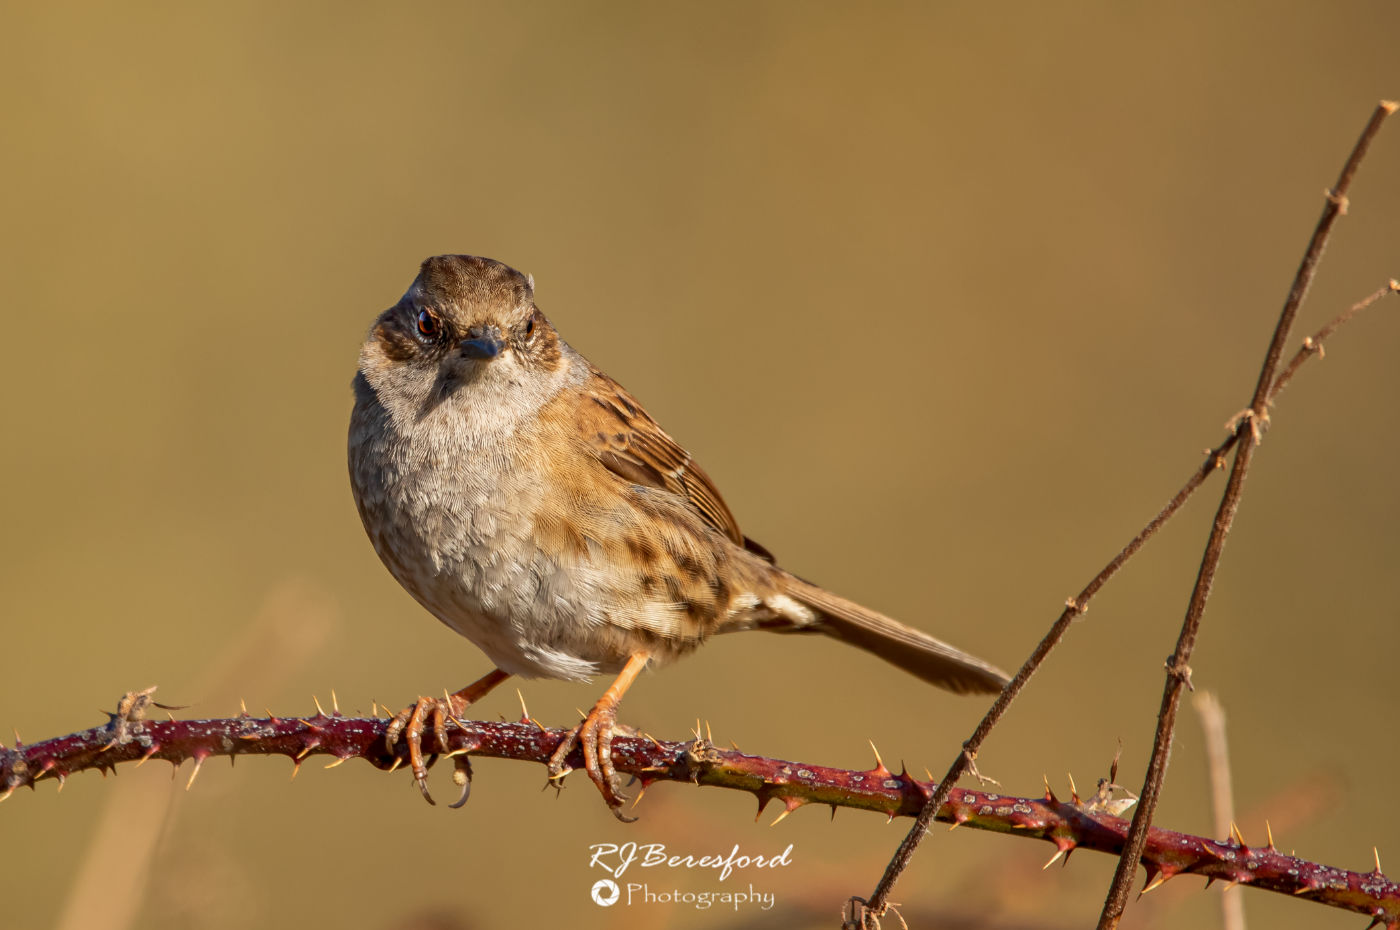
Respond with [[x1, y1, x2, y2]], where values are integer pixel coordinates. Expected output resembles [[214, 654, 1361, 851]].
[[1195, 692, 1246, 930]]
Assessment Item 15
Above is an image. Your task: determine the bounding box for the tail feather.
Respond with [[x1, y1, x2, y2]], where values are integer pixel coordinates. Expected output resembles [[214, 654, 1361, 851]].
[[776, 576, 1009, 695]]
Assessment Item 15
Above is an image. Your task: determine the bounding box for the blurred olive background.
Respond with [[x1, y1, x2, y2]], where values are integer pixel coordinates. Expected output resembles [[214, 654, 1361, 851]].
[[2, 3, 1397, 929]]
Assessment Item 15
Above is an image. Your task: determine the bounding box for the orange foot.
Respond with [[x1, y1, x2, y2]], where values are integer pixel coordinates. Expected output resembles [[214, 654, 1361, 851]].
[[547, 652, 649, 823], [386, 668, 510, 807]]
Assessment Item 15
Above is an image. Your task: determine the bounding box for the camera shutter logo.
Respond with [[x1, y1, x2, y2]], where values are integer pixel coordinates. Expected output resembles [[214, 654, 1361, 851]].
[[591, 879, 621, 907]]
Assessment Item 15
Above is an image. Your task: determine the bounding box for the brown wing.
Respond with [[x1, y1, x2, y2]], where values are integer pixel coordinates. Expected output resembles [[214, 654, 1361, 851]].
[[581, 366, 751, 548]]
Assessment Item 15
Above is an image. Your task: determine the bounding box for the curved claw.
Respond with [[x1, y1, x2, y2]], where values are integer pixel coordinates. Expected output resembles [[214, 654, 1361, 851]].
[[448, 755, 473, 809], [415, 753, 440, 804]]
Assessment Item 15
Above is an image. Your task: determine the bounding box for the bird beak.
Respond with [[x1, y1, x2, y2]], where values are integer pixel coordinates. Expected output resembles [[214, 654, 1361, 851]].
[[459, 324, 505, 361]]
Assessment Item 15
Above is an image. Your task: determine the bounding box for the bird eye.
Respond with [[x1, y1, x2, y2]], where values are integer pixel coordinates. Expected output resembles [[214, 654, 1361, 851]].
[[416, 310, 439, 339], [523, 316, 536, 338]]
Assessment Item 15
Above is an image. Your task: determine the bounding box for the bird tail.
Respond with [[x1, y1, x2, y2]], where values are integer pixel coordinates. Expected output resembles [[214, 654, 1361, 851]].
[[772, 574, 1009, 695]]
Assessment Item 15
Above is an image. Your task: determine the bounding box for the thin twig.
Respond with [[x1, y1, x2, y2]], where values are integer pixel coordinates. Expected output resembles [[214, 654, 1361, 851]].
[[1094, 99, 1396, 930], [1270, 280, 1400, 401], [852, 100, 1397, 930]]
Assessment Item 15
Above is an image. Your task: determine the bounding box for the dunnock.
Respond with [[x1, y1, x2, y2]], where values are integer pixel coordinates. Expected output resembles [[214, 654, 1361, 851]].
[[349, 255, 1007, 820]]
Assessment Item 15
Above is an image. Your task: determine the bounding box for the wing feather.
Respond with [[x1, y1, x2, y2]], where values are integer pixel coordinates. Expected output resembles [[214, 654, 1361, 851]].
[[581, 367, 748, 547]]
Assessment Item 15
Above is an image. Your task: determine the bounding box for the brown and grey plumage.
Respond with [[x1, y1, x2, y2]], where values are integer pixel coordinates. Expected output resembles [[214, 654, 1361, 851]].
[[348, 255, 1008, 818]]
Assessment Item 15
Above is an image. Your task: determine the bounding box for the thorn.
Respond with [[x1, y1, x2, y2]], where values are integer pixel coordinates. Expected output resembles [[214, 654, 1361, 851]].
[[1140, 869, 1171, 895], [324, 756, 350, 769], [265, 708, 278, 723], [770, 797, 803, 827], [135, 746, 160, 768], [1229, 821, 1247, 848], [1292, 882, 1314, 896], [1043, 774, 1058, 803], [947, 819, 961, 832], [295, 740, 320, 761], [1375, 847, 1384, 875], [830, 804, 837, 821], [185, 756, 205, 791], [1043, 837, 1075, 869], [441, 689, 469, 732], [1265, 820, 1275, 850], [630, 782, 648, 809], [729, 740, 740, 751], [1205, 876, 1216, 890], [0, 785, 15, 803], [1067, 772, 1079, 803], [517, 689, 531, 723], [868, 740, 889, 777], [705, 719, 713, 745], [371, 700, 381, 717], [290, 758, 302, 780], [754, 789, 773, 822], [312, 695, 327, 717], [13, 728, 22, 747], [386, 757, 402, 774], [239, 698, 249, 716], [331, 689, 340, 714]]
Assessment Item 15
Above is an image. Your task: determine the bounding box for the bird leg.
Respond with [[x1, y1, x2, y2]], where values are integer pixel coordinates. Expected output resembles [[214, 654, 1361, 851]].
[[548, 652, 649, 822], [386, 667, 511, 805]]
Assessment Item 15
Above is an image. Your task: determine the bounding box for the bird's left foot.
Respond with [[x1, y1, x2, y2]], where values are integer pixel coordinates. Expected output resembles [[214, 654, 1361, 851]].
[[548, 699, 637, 823]]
